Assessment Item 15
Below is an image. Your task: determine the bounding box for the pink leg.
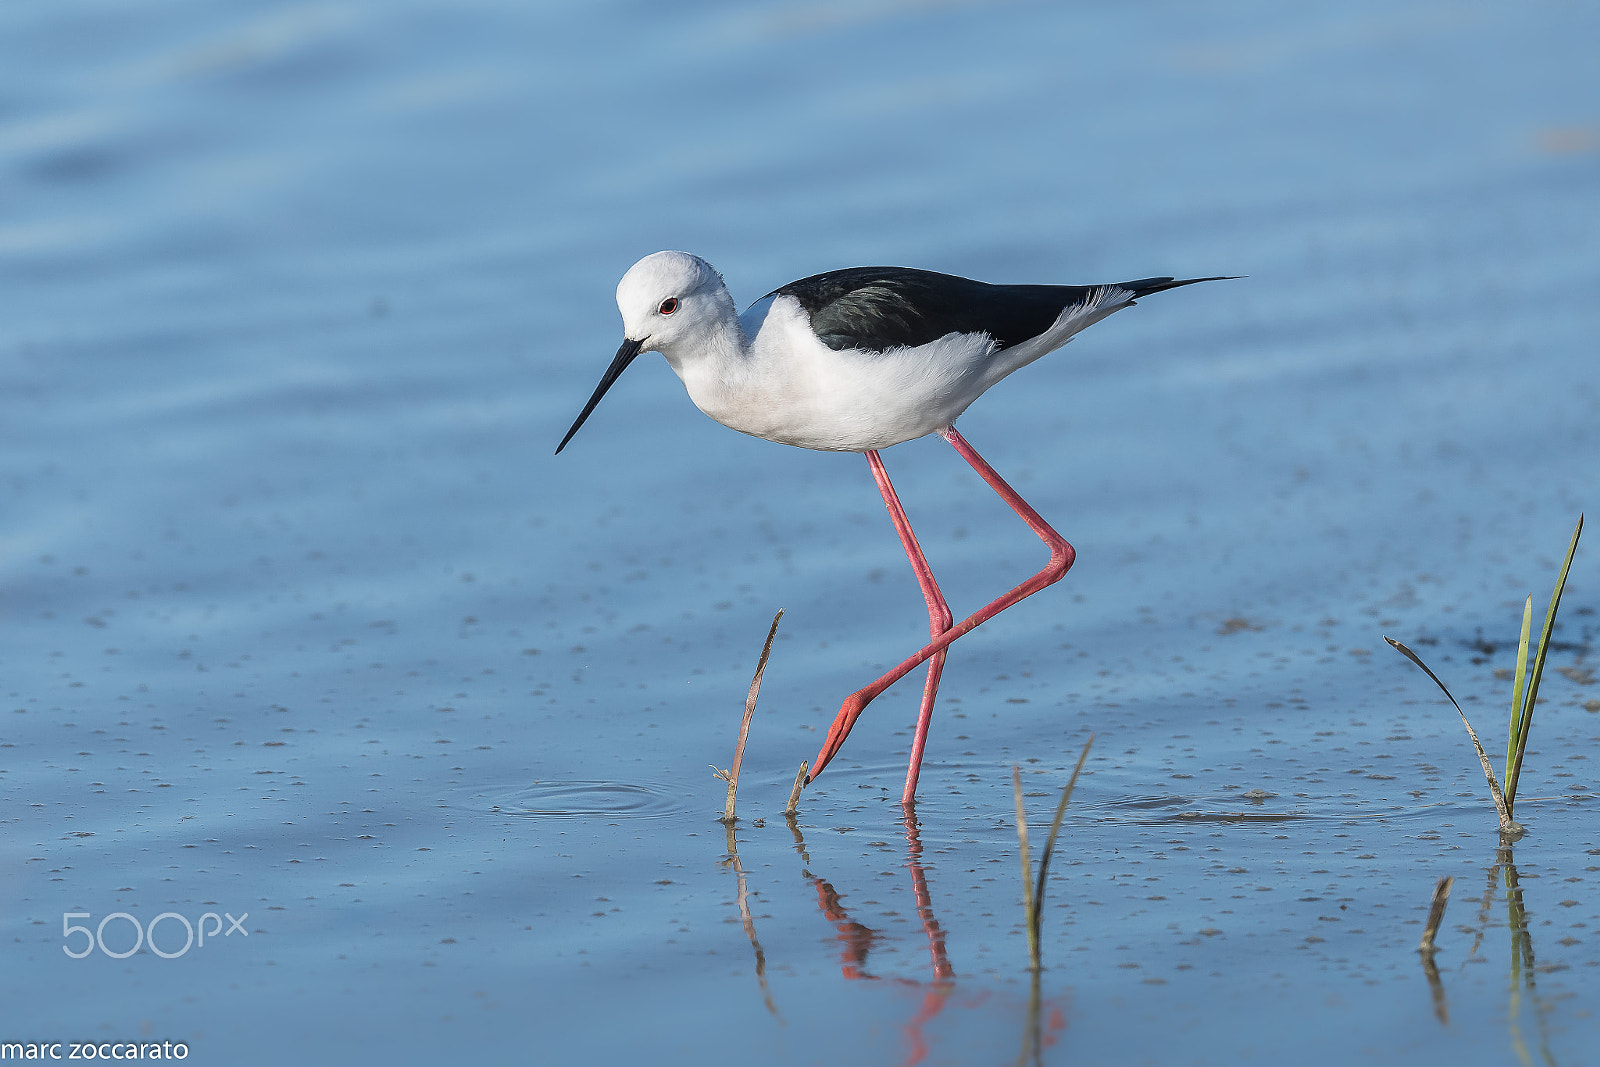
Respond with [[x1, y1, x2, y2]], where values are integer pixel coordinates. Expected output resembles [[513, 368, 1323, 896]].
[[865, 450, 954, 806], [809, 426, 1076, 786]]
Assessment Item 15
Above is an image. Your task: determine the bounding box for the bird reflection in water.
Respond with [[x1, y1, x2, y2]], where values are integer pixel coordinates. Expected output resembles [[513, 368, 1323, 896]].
[[807, 812, 956, 1064], [718, 809, 1067, 1065]]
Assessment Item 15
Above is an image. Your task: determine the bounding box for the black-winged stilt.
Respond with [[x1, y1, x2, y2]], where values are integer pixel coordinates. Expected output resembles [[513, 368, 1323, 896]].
[[557, 251, 1228, 806]]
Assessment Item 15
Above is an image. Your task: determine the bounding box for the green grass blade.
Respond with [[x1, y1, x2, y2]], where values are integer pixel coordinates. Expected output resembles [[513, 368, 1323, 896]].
[[1505, 595, 1532, 801], [1505, 515, 1583, 812]]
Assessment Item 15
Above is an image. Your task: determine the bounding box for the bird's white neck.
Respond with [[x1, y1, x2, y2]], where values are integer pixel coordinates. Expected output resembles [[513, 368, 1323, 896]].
[[659, 300, 747, 374], [655, 291, 759, 424]]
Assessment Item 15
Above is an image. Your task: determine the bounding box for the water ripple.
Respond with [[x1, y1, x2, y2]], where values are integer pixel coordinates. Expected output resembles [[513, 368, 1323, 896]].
[[466, 780, 685, 819]]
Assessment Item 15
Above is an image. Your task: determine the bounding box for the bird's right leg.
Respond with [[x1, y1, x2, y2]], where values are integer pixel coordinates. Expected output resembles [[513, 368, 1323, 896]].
[[862, 450, 953, 807]]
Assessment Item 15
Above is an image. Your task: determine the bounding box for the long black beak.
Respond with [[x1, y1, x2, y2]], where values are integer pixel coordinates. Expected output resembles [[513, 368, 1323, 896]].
[[555, 336, 646, 454]]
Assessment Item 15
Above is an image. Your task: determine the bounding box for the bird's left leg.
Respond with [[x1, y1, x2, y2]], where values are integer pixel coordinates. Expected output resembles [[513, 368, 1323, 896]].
[[864, 450, 954, 806]]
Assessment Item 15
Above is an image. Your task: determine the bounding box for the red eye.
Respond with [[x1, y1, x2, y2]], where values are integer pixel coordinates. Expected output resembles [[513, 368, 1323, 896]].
[[658, 297, 679, 315]]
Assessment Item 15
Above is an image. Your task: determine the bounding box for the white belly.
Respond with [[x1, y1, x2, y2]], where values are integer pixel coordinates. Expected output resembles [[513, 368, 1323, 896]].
[[677, 297, 1000, 452]]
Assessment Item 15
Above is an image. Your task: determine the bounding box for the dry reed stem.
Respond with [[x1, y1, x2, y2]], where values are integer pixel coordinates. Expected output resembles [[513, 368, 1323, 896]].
[[1419, 875, 1454, 954], [785, 760, 808, 817], [713, 609, 784, 823]]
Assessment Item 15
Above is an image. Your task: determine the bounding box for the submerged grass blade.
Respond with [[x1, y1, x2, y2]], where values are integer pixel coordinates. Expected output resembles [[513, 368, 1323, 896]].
[[1505, 595, 1533, 800], [1506, 515, 1583, 813]]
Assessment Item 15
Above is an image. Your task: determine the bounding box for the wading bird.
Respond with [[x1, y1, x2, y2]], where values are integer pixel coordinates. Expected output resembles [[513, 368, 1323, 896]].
[[557, 251, 1226, 805]]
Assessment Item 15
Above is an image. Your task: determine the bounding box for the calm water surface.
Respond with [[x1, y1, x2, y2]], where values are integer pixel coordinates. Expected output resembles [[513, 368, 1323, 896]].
[[3, 1, 1598, 1063]]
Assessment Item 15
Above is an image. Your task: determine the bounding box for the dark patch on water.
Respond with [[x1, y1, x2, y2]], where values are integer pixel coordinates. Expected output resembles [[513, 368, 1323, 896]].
[[1169, 809, 1308, 822]]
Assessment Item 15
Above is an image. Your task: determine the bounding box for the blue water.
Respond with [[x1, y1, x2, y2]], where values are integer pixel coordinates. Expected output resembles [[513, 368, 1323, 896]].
[[3, 1, 1598, 1063]]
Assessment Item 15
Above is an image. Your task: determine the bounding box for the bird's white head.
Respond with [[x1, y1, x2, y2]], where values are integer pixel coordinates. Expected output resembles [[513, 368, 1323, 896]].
[[614, 250, 734, 356], [555, 251, 737, 454]]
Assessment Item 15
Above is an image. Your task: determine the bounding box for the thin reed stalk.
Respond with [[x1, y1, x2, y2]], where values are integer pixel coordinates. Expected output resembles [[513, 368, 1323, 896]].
[[713, 609, 783, 823], [1029, 736, 1095, 956], [1012, 735, 1095, 972]]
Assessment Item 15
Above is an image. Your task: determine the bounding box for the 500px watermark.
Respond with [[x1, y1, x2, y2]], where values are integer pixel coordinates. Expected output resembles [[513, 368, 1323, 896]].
[[62, 911, 247, 959], [2, 1042, 187, 1060]]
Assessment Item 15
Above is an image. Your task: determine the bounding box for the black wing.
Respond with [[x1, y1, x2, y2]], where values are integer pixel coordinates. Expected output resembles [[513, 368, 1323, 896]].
[[767, 267, 1227, 353]]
